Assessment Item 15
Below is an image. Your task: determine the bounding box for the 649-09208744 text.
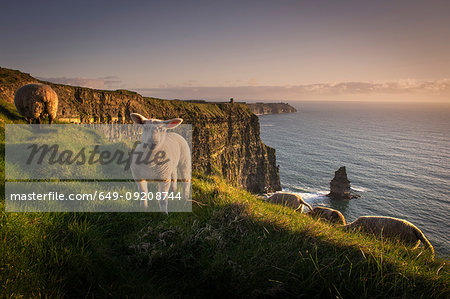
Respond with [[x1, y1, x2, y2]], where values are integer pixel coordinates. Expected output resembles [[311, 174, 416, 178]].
[[8, 191, 183, 202]]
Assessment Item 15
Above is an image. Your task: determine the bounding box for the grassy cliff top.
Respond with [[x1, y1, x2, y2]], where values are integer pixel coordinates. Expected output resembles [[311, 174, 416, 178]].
[[0, 173, 448, 297], [0, 67, 38, 85], [0, 67, 137, 96], [143, 97, 253, 121]]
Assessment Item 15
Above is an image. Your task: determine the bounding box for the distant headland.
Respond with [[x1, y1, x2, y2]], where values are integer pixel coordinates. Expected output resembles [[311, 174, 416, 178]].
[[184, 99, 297, 115], [246, 102, 297, 115]]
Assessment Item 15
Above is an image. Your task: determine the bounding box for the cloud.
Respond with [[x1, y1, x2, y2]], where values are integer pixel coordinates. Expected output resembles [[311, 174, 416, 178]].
[[38, 76, 124, 90], [136, 79, 450, 101]]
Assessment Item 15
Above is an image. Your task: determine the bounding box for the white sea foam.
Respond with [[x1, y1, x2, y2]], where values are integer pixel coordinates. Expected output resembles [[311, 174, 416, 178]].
[[280, 187, 329, 205], [351, 186, 371, 192]]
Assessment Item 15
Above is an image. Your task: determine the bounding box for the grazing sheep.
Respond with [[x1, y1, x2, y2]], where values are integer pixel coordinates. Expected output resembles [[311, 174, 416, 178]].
[[14, 83, 58, 124], [267, 192, 312, 212], [130, 113, 191, 214], [307, 206, 346, 225], [344, 216, 434, 257]]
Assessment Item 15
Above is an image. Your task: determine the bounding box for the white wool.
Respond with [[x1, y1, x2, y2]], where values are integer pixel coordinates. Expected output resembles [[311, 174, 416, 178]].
[[130, 113, 191, 214]]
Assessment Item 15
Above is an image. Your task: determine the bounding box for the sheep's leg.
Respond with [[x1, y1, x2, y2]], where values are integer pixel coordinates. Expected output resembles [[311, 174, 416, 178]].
[[136, 180, 148, 208], [294, 204, 304, 213], [178, 164, 191, 206], [158, 180, 171, 215], [171, 171, 177, 193], [182, 180, 191, 204], [35, 117, 42, 130], [49, 116, 54, 125], [27, 118, 32, 124]]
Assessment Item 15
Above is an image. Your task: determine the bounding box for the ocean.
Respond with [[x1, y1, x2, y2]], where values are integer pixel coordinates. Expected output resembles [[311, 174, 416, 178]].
[[258, 101, 450, 257]]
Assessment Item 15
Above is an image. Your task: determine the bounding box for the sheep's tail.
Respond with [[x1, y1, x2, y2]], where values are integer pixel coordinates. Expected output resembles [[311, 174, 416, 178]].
[[415, 228, 435, 258]]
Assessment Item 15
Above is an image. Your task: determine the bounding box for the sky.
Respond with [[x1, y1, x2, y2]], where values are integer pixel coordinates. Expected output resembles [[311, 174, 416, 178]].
[[1, 0, 449, 102]]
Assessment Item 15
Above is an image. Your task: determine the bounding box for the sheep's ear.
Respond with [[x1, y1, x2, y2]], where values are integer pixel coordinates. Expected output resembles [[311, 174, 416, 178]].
[[164, 118, 183, 129], [130, 113, 147, 124]]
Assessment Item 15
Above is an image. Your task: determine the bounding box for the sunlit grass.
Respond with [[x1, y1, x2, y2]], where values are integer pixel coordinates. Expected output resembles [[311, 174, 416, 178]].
[[1, 174, 447, 297]]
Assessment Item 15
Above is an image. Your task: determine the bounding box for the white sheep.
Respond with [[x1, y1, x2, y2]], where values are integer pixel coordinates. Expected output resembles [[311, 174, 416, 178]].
[[14, 83, 58, 124], [267, 192, 312, 212], [344, 216, 434, 258], [130, 113, 191, 214], [307, 206, 346, 225]]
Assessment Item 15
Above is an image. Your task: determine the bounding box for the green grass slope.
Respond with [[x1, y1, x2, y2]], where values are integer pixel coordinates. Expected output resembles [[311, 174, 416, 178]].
[[0, 103, 448, 298]]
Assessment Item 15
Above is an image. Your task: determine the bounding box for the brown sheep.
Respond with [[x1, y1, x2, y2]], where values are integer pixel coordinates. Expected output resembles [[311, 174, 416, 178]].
[[267, 192, 312, 212], [307, 206, 346, 225], [344, 216, 434, 258], [14, 83, 58, 124]]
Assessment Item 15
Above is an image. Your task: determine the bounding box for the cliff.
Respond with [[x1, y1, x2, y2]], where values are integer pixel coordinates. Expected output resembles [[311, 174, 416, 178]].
[[0, 67, 281, 193], [247, 102, 297, 115]]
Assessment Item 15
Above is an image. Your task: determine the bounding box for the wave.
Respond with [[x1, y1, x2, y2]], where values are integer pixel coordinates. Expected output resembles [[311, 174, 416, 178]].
[[351, 186, 372, 192], [298, 192, 329, 203], [280, 187, 329, 204]]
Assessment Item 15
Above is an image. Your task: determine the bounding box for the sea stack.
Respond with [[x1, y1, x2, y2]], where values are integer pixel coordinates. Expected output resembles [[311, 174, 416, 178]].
[[329, 166, 351, 199]]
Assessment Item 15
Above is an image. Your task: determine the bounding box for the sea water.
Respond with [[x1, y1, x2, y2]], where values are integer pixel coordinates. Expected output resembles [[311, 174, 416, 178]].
[[258, 101, 450, 257]]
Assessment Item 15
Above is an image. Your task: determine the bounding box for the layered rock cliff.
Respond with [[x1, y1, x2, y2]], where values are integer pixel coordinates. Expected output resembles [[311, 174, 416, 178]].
[[247, 102, 297, 115], [0, 67, 281, 192]]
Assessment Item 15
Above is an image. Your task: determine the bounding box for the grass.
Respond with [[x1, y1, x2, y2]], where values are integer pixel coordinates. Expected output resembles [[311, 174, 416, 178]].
[[0, 174, 449, 298], [0, 174, 448, 298], [0, 101, 27, 124], [142, 97, 253, 121], [0, 100, 449, 298]]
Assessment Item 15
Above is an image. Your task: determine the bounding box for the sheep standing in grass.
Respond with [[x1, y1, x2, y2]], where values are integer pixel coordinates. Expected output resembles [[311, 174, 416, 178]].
[[14, 83, 58, 124], [267, 192, 312, 212], [344, 216, 434, 258], [130, 113, 191, 214], [307, 206, 346, 225]]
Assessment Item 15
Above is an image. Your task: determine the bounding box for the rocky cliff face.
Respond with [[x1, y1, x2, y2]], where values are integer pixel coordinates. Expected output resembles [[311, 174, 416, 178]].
[[0, 67, 281, 193], [247, 102, 297, 115]]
